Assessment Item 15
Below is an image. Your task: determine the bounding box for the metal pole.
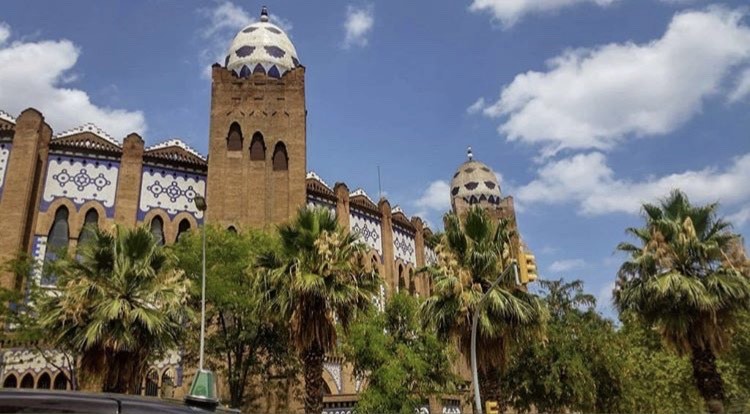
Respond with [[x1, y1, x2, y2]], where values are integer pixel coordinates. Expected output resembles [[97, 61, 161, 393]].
[[471, 262, 518, 414], [199, 221, 206, 371], [471, 309, 482, 414]]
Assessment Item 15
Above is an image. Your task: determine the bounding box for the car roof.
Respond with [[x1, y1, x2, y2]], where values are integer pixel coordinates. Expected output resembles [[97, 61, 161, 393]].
[[0, 389, 240, 414]]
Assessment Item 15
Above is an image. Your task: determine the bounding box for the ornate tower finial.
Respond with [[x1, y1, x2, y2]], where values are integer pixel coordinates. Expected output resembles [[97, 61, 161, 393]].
[[467, 146, 473, 161], [260, 6, 269, 22]]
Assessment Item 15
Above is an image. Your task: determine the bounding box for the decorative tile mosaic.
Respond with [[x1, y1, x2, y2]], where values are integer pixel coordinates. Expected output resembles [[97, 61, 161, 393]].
[[0, 143, 10, 199], [323, 361, 342, 393], [426, 246, 437, 266], [350, 209, 382, 256], [393, 226, 416, 265], [306, 195, 336, 215], [138, 167, 206, 222], [0, 349, 67, 376], [41, 156, 119, 217]]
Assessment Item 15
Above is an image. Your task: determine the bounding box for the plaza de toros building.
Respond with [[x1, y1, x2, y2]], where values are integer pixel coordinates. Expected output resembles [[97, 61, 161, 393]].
[[0, 8, 537, 413]]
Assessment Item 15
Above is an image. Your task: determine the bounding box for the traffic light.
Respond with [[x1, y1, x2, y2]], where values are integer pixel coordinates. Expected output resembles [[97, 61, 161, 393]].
[[517, 244, 538, 284]]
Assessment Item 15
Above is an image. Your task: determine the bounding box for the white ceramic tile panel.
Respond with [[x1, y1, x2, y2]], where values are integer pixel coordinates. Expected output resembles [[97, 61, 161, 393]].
[[349, 209, 382, 256], [139, 167, 206, 220], [0, 143, 10, 195], [393, 226, 416, 265], [42, 156, 119, 214]]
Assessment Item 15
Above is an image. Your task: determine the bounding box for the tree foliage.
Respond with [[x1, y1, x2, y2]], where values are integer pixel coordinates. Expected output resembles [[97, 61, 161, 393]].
[[614, 190, 750, 413], [503, 279, 623, 413], [39, 225, 192, 393], [421, 206, 546, 404], [343, 292, 456, 414], [172, 225, 292, 409], [256, 208, 381, 414]]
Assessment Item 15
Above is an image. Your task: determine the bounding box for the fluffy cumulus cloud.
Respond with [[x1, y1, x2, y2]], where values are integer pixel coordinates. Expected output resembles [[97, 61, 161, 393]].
[[343, 4, 374, 48], [198, 1, 292, 78], [413, 180, 451, 218], [728, 206, 750, 227], [517, 152, 750, 215], [729, 68, 750, 103], [0, 22, 145, 138], [469, 0, 617, 28], [476, 7, 750, 157], [549, 258, 586, 273]]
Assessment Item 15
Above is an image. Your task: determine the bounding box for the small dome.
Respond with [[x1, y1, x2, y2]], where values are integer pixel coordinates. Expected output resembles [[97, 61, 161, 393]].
[[450, 150, 501, 206], [225, 7, 300, 79]]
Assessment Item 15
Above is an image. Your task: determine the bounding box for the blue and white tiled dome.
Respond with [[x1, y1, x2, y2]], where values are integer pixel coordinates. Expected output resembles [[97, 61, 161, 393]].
[[225, 7, 300, 79], [450, 148, 502, 206]]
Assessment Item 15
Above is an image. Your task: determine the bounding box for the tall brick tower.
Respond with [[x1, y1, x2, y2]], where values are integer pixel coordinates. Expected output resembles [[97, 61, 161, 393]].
[[206, 7, 306, 230]]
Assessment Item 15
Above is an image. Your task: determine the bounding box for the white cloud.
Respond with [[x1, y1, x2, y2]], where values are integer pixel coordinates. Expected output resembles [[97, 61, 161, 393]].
[[466, 97, 486, 115], [549, 258, 586, 272], [728, 206, 750, 227], [0, 23, 10, 45], [343, 5, 374, 49], [0, 22, 145, 138], [729, 68, 750, 103], [469, 0, 617, 28], [414, 180, 451, 213], [518, 152, 750, 215], [198, 2, 292, 78], [479, 7, 750, 157]]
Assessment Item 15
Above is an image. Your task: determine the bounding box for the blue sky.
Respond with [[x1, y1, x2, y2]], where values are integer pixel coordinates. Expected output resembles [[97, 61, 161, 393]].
[[1, 0, 749, 317]]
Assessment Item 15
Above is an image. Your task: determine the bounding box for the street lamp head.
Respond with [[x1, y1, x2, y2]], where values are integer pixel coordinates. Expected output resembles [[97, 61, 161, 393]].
[[194, 195, 207, 212]]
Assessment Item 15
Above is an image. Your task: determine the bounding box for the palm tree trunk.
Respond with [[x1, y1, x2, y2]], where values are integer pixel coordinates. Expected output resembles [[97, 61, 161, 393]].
[[302, 345, 325, 414], [690, 344, 725, 414], [479, 366, 502, 409]]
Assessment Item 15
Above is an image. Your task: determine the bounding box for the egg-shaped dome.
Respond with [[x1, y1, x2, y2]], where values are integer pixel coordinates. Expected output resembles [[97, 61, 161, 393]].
[[225, 7, 300, 79], [450, 151, 502, 206]]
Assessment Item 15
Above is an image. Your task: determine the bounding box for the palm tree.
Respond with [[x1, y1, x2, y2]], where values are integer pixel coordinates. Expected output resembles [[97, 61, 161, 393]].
[[614, 190, 750, 414], [256, 208, 380, 414], [421, 206, 546, 405], [38, 225, 192, 393]]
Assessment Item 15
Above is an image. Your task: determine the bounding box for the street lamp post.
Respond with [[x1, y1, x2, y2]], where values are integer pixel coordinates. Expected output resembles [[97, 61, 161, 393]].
[[185, 195, 218, 408], [471, 262, 519, 414]]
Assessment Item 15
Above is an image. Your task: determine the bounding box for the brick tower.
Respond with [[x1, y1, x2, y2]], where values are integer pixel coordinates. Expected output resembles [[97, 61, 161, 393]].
[[206, 7, 307, 230]]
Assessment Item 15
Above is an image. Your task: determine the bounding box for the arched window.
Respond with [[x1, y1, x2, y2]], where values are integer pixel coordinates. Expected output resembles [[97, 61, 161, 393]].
[[161, 370, 175, 399], [150, 216, 165, 246], [227, 122, 243, 151], [144, 369, 158, 396], [3, 374, 17, 388], [176, 219, 191, 242], [272, 142, 288, 171], [43, 206, 69, 286], [398, 264, 405, 292], [20, 373, 34, 389], [53, 373, 67, 390], [36, 373, 51, 389], [249, 132, 266, 161], [78, 209, 99, 249]]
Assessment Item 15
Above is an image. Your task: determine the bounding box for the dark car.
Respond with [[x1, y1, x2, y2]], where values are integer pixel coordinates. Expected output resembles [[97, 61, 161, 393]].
[[0, 389, 241, 414]]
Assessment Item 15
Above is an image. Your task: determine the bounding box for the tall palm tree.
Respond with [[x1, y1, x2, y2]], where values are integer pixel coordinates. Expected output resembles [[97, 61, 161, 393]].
[[614, 190, 750, 414], [256, 208, 380, 414], [39, 225, 192, 393], [421, 206, 546, 405]]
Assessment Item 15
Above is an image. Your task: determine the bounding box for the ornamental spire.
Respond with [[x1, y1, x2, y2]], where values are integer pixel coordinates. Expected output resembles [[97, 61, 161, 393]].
[[467, 146, 473, 161], [260, 6, 269, 22]]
